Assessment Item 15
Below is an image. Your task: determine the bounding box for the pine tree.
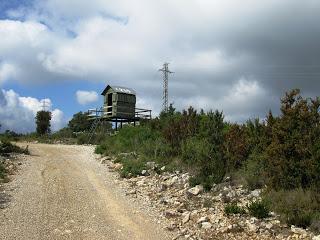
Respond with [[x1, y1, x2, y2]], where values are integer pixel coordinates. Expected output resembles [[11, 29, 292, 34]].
[[35, 111, 52, 135]]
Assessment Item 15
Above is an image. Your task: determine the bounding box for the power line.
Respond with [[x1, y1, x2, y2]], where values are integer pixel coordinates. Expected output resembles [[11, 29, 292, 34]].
[[159, 63, 173, 112]]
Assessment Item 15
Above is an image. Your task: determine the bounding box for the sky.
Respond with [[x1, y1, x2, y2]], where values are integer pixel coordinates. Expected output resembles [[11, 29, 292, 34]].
[[1, 0, 320, 133]]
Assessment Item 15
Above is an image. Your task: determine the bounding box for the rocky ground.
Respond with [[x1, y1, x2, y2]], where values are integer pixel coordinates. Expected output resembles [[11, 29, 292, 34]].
[[97, 155, 320, 240], [0, 154, 27, 208]]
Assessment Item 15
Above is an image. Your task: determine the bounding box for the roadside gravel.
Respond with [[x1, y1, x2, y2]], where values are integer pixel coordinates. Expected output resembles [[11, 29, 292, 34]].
[[0, 143, 172, 240]]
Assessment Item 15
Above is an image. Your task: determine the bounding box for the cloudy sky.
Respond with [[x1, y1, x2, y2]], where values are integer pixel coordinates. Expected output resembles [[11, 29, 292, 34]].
[[0, 0, 320, 132]]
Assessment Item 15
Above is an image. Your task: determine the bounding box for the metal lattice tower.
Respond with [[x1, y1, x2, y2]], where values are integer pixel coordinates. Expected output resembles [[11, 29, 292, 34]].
[[41, 99, 50, 111], [159, 63, 173, 112]]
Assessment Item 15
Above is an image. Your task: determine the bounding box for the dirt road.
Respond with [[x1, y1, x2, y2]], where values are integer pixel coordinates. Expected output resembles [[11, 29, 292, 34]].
[[0, 143, 171, 240]]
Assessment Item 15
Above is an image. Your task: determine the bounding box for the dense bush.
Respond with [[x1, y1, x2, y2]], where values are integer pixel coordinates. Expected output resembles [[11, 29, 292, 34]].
[[265, 89, 320, 190], [0, 162, 5, 180], [247, 200, 270, 219], [119, 157, 145, 178], [0, 140, 26, 155], [224, 203, 246, 215]]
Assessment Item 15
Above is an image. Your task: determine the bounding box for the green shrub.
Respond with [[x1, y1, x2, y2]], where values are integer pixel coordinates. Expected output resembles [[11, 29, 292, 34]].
[[265, 89, 320, 190], [224, 124, 249, 171], [265, 189, 320, 229], [76, 134, 87, 145], [0, 140, 25, 155], [95, 145, 105, 154], [310, 216, 320, 234], [0, 162, 6, 179], [242, 150, 266, 190], [181, 137, 211, 166], [225, 203, 246, 215], [120, 158, 145, 178], [189, 174, 217, 191], [247, 200, 270, 219]]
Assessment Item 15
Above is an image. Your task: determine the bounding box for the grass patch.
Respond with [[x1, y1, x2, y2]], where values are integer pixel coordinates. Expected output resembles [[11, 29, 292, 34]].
[[265, 189, 320, 229], [119, 157, 145, 178], [225, 203, 246, 215], [0, 162, 6, 180], [247, 200, 270, 219], [0, 140, 28, 155]]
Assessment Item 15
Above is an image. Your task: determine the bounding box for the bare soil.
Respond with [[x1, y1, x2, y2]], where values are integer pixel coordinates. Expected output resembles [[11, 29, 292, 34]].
[[0, 143, 171, 240]]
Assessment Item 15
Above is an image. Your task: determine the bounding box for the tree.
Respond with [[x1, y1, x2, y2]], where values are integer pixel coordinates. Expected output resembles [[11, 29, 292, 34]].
[[35, 111, 52, 135], [265, 89, 320, 190], [68, 111, 91, 132]]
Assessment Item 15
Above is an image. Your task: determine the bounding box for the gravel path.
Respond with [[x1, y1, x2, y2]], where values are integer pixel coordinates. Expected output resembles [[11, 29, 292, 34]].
[[0, 143, 171, 240]]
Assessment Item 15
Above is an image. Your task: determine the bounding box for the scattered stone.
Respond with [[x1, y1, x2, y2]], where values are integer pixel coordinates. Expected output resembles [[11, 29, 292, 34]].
[[201, 222, 212, 229], [250, 189, 261, 198], [126, 189, 137, 195], [182, 212, 190, 224], [187, 185, 203, 196], [164, 210, 180, 218], [166, 223, 176, 231], [141, 170, 148, 176], [265, 223, 273, 230], [146, 162, 156, 169], [197, 216, 209, 224], [291, 225, 308, 235], [113, 163, 123, 171], [100, 159, 108, 164], [100, 155, 315, 240]]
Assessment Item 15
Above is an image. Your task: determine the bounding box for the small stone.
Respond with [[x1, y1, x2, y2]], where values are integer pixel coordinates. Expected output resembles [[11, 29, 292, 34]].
[[250, 189, 261, 198], [164, 210, 180, 218], [201, 222, 212, 229], [197, 216, 209, 224], [265, 223, 273, 230], [114, 163, 123, 170], [100, 159, 108, 164], [146, 161, 156, 169], [160, 166, 166, 171], [126, 189, 137, 195], [166, 223, 176, 231], [182, 212, 190, 224], [247, 223, 258, 232], [141, 170, 148, 176], [291, 225, 307, 235], [187, 185, 203, 196]]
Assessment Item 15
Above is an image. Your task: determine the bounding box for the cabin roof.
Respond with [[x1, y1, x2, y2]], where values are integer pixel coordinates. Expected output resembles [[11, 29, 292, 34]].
[[101, 85, 136, 96]]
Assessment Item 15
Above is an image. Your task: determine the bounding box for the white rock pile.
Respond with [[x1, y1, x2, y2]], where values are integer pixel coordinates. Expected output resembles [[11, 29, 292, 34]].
[[98, 156, 319, 240]]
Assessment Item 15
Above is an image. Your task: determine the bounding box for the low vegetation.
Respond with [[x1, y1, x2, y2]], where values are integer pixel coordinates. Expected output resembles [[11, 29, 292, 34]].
[[20, 111, 112, 145], [224, 203, 246, 215], [0, 136, 29, 181], [96, 89, 320, 230], [247, 200, 270, 219]]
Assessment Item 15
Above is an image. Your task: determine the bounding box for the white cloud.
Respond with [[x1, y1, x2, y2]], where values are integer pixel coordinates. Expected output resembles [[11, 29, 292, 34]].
[[51, 109, 65, 132], [1, 0, 320, 121], [0, 63, 17, 84], [76, 90, 99, 105], [0, 89, 65, 133]]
